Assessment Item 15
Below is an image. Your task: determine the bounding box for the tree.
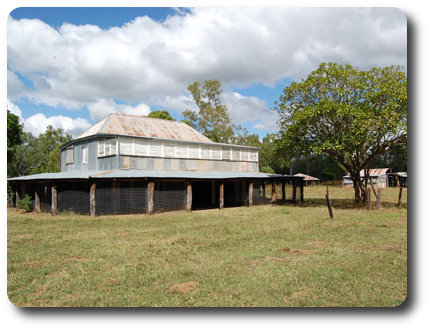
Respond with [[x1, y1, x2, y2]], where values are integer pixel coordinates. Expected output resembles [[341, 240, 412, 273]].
[[7, 110, 23, 170], [8, 126, 71, 176], [182, 80, 235, 143], [275, 63, 407, 202], [148, 110, 174, 121]]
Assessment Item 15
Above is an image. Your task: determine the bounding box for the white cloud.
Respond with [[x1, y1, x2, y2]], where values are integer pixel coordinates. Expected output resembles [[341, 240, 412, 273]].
[[7, 7, 407, 132], [24, 113, 92, 137], [87, 98, 151, 121], [223, 92, 278, 131], [6, 101, 91, 137]]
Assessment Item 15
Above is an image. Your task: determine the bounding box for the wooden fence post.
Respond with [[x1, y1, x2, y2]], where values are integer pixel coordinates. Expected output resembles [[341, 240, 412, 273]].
[[397, 186, 403, 207], [325, 186, 333, 219], [90, 182, 97, 217], [147, 181, 154, 214], [367, 187, 372, 210], [376, 187, 381, 210]]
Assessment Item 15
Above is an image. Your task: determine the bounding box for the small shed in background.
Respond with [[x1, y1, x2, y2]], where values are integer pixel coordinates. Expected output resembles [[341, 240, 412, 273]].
[[294, 173, 321, 186], [343, 168, 393, 188]]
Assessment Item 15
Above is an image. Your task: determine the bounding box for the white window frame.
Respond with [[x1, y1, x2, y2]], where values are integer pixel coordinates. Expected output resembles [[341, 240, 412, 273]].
[[82, 144, 88, 164], [65, 147, 74, 164]]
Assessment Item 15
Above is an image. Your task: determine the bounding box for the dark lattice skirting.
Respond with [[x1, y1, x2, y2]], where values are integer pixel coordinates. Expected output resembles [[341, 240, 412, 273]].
[[57, 181, 90, 214], [95, 181, 147, 216]]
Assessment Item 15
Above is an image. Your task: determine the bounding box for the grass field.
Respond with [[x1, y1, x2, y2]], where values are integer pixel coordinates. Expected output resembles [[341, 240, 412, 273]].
[[7, 186, 407, 307]]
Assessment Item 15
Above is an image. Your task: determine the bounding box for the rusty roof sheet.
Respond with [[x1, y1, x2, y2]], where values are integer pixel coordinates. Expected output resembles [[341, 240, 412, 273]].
[[359, 168, 391, 176], [77, 113, 213, 143]]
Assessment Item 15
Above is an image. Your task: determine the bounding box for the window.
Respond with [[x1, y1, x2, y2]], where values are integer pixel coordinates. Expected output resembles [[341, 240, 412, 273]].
[[82, 144, 88, 164], [65, 147, 74, 164], [98, 138, 117, 157]]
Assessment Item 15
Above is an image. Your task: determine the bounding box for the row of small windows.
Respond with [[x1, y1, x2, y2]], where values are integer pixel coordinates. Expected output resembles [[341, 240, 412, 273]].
[[116, 137, 258, 162], [65, 138, 258, 164]]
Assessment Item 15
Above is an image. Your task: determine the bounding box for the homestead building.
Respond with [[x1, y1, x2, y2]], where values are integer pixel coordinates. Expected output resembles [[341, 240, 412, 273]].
[[8, 113, 304, 216]]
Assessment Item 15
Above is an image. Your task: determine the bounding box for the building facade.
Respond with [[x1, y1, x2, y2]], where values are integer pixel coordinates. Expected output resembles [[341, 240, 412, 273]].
[[8, 113, 304, 216]]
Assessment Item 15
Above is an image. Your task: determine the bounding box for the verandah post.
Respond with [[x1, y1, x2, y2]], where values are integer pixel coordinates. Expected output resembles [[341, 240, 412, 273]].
[[271, 179, 277, 205], [186, 181, 192, 212], [34, 189, 41, 213], [292, 179, 297, 204], [147, 181, 155, 214], [248, 181, 253, 207], [90, 182, 96, 217], [219, 182, 224, 209], [51, 183, 58, 215]]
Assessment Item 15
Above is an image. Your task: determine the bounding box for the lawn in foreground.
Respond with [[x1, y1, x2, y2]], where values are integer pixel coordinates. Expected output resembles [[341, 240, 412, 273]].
[[7, 186, 407, 307]]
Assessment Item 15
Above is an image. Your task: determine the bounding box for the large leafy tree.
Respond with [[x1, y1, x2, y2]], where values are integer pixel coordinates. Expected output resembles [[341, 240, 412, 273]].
[[275, 63, 407, 202], [8, 125, 71, 177], [182, 80, 235, 143], [7, 110, 23, 167]]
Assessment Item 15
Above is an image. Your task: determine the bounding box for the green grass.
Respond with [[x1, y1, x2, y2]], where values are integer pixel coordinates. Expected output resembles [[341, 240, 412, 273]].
[[7, 186, 407, 307]]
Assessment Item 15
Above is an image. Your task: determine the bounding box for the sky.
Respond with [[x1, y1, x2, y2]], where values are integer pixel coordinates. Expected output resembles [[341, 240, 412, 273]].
[[7, 7, 407, 138]]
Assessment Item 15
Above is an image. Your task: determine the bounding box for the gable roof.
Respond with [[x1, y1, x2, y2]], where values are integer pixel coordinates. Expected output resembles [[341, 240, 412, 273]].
[[77, 113, 213, 143], [359, 168, 391, 176]]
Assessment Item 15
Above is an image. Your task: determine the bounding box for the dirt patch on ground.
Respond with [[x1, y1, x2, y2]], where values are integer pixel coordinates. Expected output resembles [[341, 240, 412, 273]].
[[277, 246, 317, 255], [265, 256, 289, 262], [376, 245, 403, 252], [305, 241, 326, 249], [168, 281, 200, 294]]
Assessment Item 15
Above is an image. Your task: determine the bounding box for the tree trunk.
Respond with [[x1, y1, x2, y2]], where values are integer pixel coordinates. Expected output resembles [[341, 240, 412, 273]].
[[351, 171, 366, 203]]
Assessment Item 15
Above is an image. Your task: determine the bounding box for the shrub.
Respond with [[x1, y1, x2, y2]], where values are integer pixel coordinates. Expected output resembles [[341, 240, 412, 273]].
[[17, 194, 32, 213]]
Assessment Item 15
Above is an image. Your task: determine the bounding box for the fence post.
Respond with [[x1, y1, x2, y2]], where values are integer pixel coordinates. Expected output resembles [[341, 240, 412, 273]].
[[376, 187, 381, 210], [90, 182, 97, 217], [367, 187, 372, 210], [397, 186, 403, 207], [325, 186, 333, 219], [147, 181, 154, 214]]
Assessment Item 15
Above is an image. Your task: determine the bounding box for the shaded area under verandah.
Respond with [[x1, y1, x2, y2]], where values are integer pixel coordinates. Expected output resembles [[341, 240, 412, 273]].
[[8, 170, 304, 216]]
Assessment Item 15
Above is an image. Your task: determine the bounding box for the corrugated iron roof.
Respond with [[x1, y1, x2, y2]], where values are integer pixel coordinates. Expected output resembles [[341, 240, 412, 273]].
[[7, 170, 102, 181], [359, 168, 391, 176], [8, 169, 297, 181], [77, 113, 213, 143], [294, 173, 320, 181]]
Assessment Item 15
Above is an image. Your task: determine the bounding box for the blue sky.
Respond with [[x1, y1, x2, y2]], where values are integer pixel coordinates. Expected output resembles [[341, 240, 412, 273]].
[[7, 7, 407, 138]]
